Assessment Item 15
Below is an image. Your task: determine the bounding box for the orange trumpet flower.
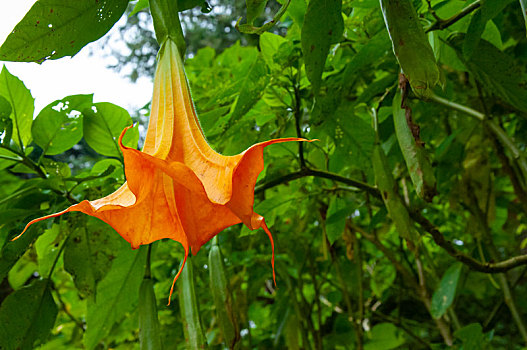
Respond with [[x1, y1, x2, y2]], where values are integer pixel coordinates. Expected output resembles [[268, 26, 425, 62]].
[[16, 39, 307, 303]]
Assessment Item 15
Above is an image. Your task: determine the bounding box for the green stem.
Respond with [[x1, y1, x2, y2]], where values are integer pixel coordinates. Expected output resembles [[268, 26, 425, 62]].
[[235, 0, 291, 35]]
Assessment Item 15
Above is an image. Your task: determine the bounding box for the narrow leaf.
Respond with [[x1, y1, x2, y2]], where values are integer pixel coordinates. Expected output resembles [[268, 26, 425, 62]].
[[325, 196, 352, 245], [430, 262, 462, 319], [301, 0, 343, 93]]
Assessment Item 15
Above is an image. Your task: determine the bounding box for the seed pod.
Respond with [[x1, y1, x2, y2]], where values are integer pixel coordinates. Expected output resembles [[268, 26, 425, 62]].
[[372, 143, 416, 241], [209, 238, 239, 348], [393, 90, 437, 201], [380, 0, 441, 98], [138, 278, 163, 350], [179, 259, 207, 349]]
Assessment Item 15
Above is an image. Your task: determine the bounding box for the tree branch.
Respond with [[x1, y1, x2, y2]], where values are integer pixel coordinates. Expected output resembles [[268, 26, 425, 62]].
[[426, 0, 481, 33], [255, 167, 381, 199], [411, 211, 527, 273]]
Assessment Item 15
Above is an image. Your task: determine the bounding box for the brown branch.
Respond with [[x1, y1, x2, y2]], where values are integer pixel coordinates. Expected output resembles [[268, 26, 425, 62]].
[[411, 211, 527, 273], [255, 167, 381, 199]]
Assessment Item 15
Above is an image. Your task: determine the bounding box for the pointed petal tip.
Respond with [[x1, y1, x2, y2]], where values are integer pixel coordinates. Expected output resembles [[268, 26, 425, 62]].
[[167, 248, 189, 306]]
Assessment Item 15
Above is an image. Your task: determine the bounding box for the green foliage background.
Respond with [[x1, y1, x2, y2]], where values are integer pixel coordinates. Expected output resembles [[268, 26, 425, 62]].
[[1, 0, 527, 349]]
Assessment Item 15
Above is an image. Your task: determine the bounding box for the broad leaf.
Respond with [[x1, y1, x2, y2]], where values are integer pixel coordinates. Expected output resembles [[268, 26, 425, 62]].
[[83, 102, 139, 158], [35, 223, 62, 277], [0, 67, 35, 147], [64, 218, 123, 298], [0, 225, 42, 282], [301, 0, 343, 93], [463, 0, 514, 59], [430, 262, 462, 319], [32, 94, 92, 155], [84, 245, 147, 350], [230, 56, 269, 122], [0, 279, 58, 350], [450, 35, 527, 113], [0, 0, 129, 62], [246, 0, 268, 25], [364, 323, 405, 350], [454, 323, 487, 350]]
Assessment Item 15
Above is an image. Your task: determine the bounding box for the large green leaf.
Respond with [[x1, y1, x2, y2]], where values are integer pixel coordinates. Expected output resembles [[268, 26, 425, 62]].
[[246, 0, 268, 25], [463, 0, 514, 59], [0, 0, 129, 62], [83, 102, 139, 158], [0, 67, 35, 147], [32, 94, 92, 155], [0, 279, 58, 350], [84, 244, 147, 350], [230, 56, 269, 122], [64, 218, 123, 298], [450, 35, 527, 113], [301, 0, 343, 93], [430, 262, 462, 319], [0, 225, 42, 282]]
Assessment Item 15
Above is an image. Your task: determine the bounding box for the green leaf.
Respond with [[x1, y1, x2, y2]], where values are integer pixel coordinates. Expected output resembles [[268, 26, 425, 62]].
[[450, 35, 527, 113], [0, 66, 35, 147], [430, 262, 462, 319], [0, 279, 58, 350], [35, 223, 62, 277], [301, 0, 343, 93], [364, 323, 405, 350], [260, 32, 287, 70], [84, 245, 147, 350], [454, 323, 487, 350], [325, 196, 352, 244], [83, 102, 139, 158], [0, 0, 129, 62], [64, 217, 123, 298], [230, 56, 270, 121], [130, 0, 150, 16], [463, 0, 514, 59], [32, 94, 92, 155], [246, 0, 268, 25], [0, 226, 42, 282], [0, 95, 12, 122]]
